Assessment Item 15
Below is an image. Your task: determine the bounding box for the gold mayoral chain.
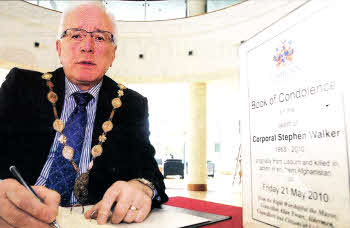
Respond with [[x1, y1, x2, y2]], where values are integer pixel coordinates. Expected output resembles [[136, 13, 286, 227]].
[[42, 72, 126, 204]]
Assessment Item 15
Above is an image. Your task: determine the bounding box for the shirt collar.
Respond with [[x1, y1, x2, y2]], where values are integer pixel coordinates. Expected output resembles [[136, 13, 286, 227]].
[[64, 77, 103, 101]]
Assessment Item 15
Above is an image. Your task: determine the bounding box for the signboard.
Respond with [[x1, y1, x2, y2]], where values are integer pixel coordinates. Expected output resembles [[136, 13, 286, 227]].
[[240, 1, 350, 227]]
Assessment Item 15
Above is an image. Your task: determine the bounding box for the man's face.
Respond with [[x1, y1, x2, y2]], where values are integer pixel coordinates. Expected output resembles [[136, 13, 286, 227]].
[[56, 5, 117, 90]]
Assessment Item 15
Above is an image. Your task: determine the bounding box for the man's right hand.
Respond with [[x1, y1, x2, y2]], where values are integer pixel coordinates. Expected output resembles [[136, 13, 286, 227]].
[[0, 179, 60, 228]]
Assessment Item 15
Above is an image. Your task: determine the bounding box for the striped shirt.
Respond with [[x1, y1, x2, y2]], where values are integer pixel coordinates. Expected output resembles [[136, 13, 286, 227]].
[[35, 77, 102, 205]]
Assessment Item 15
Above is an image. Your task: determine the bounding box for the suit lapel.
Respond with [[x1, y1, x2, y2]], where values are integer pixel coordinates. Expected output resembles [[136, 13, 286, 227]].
[[51, 67, 65, 117], [31, 68, 66, 176], [91, 76, 115, 147]]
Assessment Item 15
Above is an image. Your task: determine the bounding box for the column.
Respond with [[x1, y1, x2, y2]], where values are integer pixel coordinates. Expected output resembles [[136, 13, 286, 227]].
[[187, 82, 207, 191], [187, 0, 206, 16], [186, 0, 207, 192]]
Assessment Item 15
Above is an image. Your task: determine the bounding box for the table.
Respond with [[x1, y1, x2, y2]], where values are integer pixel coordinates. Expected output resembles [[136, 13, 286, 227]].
[[165, 197, 243, 228]]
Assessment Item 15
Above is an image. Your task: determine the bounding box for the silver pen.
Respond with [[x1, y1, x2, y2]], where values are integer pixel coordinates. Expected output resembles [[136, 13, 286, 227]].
[[9, 166, 60, 228]]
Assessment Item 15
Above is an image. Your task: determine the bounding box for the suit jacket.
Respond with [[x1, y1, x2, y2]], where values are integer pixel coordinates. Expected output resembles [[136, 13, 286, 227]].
[[0, 67, 168, 207]]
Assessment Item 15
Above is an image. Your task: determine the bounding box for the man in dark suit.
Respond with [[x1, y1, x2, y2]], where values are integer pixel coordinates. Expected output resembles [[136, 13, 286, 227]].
[[0, 2, 167, 227]]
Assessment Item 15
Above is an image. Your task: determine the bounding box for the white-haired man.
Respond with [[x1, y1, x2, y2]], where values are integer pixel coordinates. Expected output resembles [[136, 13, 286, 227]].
[[0, 3, 167, 227]]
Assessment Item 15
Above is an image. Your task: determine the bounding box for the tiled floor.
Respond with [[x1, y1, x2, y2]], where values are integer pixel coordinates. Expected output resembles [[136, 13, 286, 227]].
[[164, 173, 242, 207]]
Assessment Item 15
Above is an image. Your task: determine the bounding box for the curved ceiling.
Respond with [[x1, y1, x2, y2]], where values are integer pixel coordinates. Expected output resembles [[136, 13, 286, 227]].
[[0, 0, 308, 83]]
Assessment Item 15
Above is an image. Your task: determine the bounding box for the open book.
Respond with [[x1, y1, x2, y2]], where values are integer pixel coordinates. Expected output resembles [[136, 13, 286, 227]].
[[56, 205, 209, 228]]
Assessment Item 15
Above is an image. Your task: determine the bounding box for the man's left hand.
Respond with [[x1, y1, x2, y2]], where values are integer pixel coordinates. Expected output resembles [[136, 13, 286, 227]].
[[84, 180, 153, 224]]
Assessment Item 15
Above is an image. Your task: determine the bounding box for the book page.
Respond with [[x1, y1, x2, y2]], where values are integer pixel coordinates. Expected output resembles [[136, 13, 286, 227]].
[[56, 205, 209, 228]]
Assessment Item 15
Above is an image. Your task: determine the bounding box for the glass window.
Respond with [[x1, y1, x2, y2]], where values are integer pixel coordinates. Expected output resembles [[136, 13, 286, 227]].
[[215, 143, 220, 152], [105, 1, 145, 21], [25, 0, 187, 21], [25, 0, 69, 12], [145, 0, 186, 21], [106, 0, 186, 21], [25, 0, 245, 20], [207, 0, 245, 13]]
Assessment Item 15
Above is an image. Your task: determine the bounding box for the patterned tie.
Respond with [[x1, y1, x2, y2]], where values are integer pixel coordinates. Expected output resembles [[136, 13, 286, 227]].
[[46, 92, 93, 206]]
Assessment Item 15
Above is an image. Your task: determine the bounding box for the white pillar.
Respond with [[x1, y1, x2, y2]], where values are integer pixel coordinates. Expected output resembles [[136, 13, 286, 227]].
[[187, 0, 206, 16], [187, 82, 207, 191], [186, 0, 207, 192]]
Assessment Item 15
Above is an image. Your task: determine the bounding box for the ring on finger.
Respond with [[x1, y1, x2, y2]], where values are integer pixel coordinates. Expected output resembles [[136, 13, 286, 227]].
[[129, 205, 137, 211], [90, 210, 98, 220]]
